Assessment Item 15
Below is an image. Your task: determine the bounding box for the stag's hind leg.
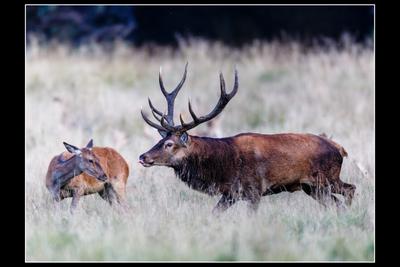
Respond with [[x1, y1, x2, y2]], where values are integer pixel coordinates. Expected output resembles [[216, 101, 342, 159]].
[[212, 194, 238, 215], [246, 194, 262, 215], [325, 161, 356, 206], [331, 180, 356, 206]]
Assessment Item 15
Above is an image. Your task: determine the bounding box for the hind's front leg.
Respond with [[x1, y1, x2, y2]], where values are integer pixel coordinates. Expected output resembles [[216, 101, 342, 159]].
[[70, 188, 83, 213]]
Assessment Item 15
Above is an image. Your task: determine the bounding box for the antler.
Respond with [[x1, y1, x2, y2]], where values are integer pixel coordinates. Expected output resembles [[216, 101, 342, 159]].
[[141, 63, 188, 133], [141, 64, 238, 135], [159, 62, 188, 126], [176, 69, 238, 133]]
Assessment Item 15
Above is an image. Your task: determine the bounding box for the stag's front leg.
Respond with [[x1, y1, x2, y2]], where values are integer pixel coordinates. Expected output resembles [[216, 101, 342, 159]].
[[247, 195, 261, 214], [242, 183, 262, 214], [212, 193, 237, 215]]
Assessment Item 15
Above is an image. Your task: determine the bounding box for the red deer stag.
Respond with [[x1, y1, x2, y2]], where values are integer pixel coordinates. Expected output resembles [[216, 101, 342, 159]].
[[46, 139, 129, 212], [139, 64, 356, 214]]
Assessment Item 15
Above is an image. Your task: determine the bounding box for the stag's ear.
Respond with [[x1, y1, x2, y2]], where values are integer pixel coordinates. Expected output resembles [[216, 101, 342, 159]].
[[63, 142, 82, 155], [179, 132, 189, 145], [86, 139, 93, 149], [158, 130, 168, 138]]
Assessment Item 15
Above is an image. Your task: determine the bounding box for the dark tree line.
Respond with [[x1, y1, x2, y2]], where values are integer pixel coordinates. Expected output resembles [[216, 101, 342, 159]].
[[26, 6, 374, 47]]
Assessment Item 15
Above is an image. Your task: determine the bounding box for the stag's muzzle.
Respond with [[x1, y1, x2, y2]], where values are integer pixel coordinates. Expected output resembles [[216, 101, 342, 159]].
[[139, 154, 154, 167]]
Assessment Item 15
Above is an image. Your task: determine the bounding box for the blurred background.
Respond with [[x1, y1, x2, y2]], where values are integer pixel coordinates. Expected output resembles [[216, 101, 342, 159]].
[[26, 5, 374, 47], [26, 5, 375, 262]]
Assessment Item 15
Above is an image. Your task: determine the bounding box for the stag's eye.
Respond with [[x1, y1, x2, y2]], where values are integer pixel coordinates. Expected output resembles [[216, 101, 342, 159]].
[[164, 142, 173, 149], [89, 159, 94, 164]]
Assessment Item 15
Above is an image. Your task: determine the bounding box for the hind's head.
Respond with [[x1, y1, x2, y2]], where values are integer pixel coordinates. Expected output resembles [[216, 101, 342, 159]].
[[63, 139, 108, 181]]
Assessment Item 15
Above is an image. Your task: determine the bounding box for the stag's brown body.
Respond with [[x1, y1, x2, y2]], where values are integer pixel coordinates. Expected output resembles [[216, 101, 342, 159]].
[[46, 146, 129, 210], [174, 133, 352, 203], [139, 64, 356, 213]]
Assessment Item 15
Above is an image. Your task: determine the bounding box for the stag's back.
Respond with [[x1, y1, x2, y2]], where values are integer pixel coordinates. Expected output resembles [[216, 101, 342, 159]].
[[232, 133, 345, 185]]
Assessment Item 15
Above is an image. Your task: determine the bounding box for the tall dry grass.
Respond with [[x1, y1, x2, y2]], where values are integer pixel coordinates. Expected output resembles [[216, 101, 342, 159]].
[[25, 38, 374, 261]]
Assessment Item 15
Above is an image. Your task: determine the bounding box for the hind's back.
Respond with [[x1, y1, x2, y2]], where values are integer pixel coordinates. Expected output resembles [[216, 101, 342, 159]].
[[92, 147, 129, 184]]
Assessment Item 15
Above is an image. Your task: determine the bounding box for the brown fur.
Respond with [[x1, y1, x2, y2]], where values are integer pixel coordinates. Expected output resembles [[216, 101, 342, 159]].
[[140, 132, 356, 213], [139, 65, 355, 213], [46, 147, 129, 210]]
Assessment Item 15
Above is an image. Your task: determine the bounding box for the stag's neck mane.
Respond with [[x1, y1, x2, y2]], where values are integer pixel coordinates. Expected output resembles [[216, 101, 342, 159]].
[[172, 135, 238, 195]]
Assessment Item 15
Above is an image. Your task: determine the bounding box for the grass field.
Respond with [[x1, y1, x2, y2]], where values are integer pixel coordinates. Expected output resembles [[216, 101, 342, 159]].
[[25, 38, 374, 261]]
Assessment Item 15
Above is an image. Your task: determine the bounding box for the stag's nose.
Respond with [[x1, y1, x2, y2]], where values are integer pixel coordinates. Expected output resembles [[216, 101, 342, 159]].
[[139, 154, 144, 161], [139, 154, 153, 166], [139, 154, 146, 163]]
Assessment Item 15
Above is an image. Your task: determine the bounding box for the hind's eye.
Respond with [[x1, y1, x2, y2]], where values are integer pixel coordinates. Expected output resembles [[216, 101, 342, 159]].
[[89, 160, 94, 163]]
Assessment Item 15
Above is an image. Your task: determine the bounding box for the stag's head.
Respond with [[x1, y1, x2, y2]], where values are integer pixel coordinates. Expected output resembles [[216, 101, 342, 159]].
[[63, 139, 108, 181], [139, 63, 238, 167]]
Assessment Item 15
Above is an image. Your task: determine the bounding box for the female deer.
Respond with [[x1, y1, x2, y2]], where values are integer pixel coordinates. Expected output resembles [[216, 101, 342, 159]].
[[46, 139, 129, 212]]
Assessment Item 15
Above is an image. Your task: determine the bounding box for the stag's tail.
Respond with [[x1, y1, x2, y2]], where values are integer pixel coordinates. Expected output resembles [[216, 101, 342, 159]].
[[319, 133, 348, 158], [337, 145, 348, 158]]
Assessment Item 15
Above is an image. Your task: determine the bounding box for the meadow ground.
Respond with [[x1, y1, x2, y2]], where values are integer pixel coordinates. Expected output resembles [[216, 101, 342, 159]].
[[25, 38, 374, 261]]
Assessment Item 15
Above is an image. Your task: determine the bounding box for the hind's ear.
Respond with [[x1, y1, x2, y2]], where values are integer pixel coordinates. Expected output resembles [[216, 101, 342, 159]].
[[63, 142, 82, 155], [86, 139, 93, 149]]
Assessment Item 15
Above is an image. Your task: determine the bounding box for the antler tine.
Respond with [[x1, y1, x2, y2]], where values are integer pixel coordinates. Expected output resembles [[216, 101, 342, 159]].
[[171, 62, 188, 97], [219, 72, 227, 96], [158, 67, 168, 97], [188, 100, 199, 122], [219, 69, 238, 99], [179, 113, 186, 126], [141, 109, 168, 132], [229, 68, 239, 99], [148, 98, 163, 117], [151, 109, 162, 122]]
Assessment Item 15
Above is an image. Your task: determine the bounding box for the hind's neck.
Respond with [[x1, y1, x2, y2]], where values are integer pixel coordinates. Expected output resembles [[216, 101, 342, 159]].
[[52, 154, 82, 188]]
